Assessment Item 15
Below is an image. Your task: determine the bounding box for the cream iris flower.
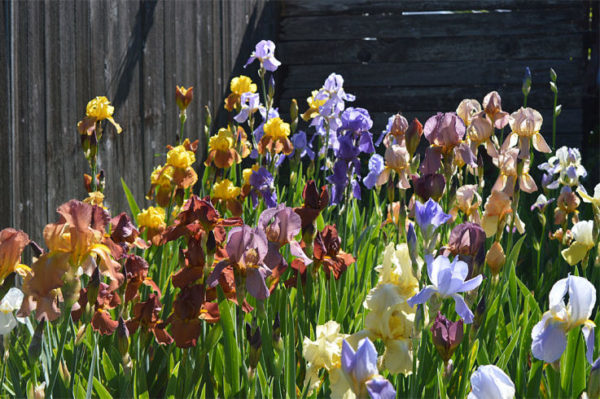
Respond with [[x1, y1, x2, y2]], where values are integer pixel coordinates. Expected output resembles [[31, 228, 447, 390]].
[[561, 220, 595, 266], [302, 321, 347, 393], [350, 243, 420, 375]]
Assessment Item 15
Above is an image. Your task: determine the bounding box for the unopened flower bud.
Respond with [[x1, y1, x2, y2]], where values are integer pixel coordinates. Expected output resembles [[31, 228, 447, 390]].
[[87, 267, 101, 305], [412, 173, 445, 202], [414, 304, 425, 334], [206, 230, 217, 257], [405, 118, 423, 157], [272, 312, 282, 348], [175, 86, 193, 112], [431, 312, 463, 362], [117, 317, 130, 357], [522, 66, 532, 96], [473, 296, 486, 331], [407, 223, 417, 263], [28, 318, 46, 362], [290, 99, 298, 133], [550, 68, 557, 82], [246, 323, 262, 370], [486, 241, 506, 276]]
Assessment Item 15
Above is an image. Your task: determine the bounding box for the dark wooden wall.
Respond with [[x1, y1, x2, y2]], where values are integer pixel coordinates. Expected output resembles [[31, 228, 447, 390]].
[[0, 0, 276, 242], [277, 0, 597, 153]]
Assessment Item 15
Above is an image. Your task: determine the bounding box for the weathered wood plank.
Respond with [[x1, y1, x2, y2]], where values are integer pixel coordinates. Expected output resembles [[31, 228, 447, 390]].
[[13, 2, 48, 241], [45, 0, 86, 224], [278, 34, 585, 65], [280, 60, 583, 89], [280, 0, 580, 17], [280, 8, 586, 41], [0, 0, 14, 229], [141, 0, 165, 199]]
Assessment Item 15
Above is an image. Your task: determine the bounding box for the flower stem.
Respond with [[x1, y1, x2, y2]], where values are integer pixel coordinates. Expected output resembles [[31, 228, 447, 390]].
[[47, 311, 72, 396]]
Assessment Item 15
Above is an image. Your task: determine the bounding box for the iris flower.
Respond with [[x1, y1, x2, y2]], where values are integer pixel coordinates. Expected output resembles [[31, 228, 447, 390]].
[[0, 288, 25, 335], [207, 225, 272, 300], [531, 275, 596, 363], [249, 167, 278, 208], [330, 338, 396, 399], [245, 40, 281, 72], [538, 146, 587, 188], [561, 220, 596, 266], [468, 365, 515, 399], [414, 198, 451, 244], [407, 255, 482, 323]]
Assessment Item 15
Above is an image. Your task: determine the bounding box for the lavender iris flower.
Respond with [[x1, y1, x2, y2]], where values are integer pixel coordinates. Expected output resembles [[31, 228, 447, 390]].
[[310, 73, 355, 147], [407, 255, 483, 323], [249, 167, 277, 208], [274, 130, 315, 168], [207, 225, 271, 300], [415, 199, 451, 243], [234, 92, 261, 124], [340, 338, 396, 399], [364, 154, 385, 189], [244, 40, 281, 72]]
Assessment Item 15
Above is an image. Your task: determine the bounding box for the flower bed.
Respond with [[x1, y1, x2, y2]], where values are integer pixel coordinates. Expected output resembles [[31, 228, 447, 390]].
[[0, 40, 598, 399]]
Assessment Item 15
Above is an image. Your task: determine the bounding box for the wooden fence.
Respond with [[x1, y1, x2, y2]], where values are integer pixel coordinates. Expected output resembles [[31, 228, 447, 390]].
[[277, 0, 598, 162], [0, 0, 276, 242], [1, 0, 598, 243]]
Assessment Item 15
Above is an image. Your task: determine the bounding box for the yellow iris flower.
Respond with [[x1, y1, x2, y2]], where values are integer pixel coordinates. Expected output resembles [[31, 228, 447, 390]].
[[85, 96, 122, 133], [230, 76, 257, 96], [263, 117, 290, 139], [137, 207, 166, 230], [562, 220, 595, 266], [212, 179, 241, 201], [166, 145, 196, 169]]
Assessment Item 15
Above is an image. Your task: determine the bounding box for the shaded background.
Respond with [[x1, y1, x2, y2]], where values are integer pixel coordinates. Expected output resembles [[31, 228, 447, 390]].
[[1, 0, 598, 243]]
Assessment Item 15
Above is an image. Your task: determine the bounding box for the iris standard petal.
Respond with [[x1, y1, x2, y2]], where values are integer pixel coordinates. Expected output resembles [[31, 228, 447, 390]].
[[341, 339, 356, 375], [547, 277, 568, 313], [353, 338, 379, 385], [567, 275, 596, 323]]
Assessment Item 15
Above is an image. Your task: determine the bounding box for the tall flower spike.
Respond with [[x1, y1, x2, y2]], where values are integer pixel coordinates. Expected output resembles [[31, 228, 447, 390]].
[[531, 275, 596, 363], [407, 255, 482, 323]]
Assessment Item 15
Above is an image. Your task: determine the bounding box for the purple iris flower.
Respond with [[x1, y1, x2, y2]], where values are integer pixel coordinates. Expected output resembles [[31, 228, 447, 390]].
[[234, 92, 261, 124], [327, 134, 365, 204], [274, 130, 315, 168], [207, 225, 271, 300], [364, 154, 384, 189], [415, 198, 451, 242], [249, 167, 277, 208], [341, 107, 373, 133], [407, 255, 483, 323], [341, 338, 396, 399], [244, 40, 281, 72], [258, 204, 312, 269]]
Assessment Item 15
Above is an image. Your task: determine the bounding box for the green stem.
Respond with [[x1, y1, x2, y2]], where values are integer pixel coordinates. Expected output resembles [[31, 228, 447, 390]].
[[47, 311, 72, 397], [552, 91, 558, 150]]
